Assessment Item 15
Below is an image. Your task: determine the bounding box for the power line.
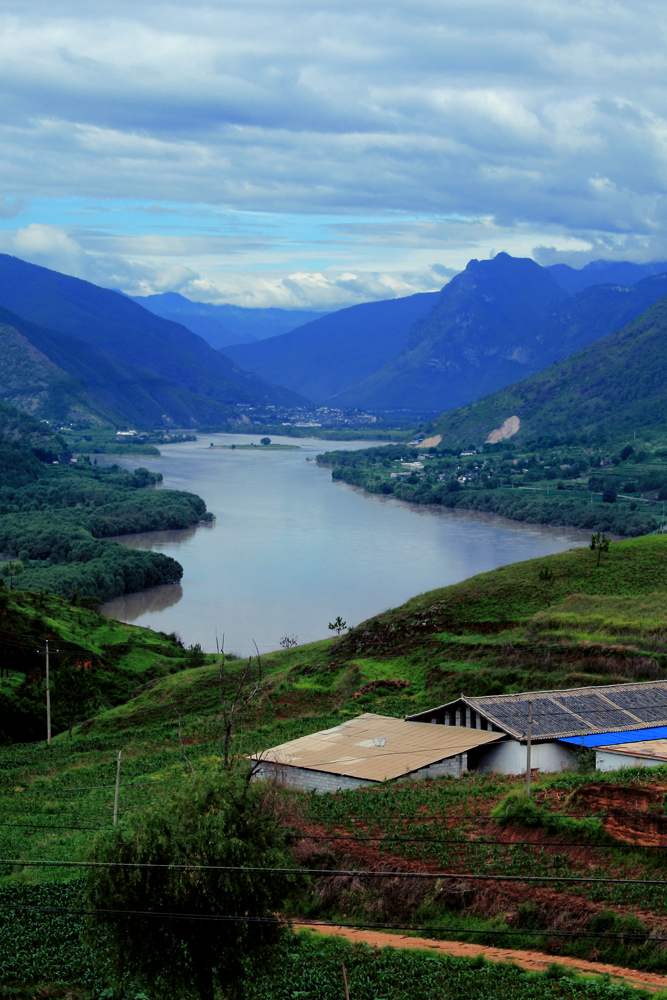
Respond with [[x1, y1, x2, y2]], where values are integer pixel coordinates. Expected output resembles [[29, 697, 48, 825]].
[[0, 904, 662, 943], [5, 858, 667, 886], [295, 833, 666, 851], [0, 822, 105, 831]]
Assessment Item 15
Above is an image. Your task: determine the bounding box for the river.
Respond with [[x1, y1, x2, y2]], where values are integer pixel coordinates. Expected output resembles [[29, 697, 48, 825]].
[[100, 433, 592, 655]]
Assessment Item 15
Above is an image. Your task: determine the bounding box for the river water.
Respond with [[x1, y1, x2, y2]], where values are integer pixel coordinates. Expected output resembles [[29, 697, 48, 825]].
[[100, 433, 591, 655]]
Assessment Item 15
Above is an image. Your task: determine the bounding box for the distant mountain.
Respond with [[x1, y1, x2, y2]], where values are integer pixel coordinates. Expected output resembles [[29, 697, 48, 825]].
[[547, 259, 667, 295], [424, 294, 667, 448], [317, 257, 667, 414], [0, 304, 237, 427], [528, 272, 667, 367], [0, 256, 309, 419], [130, 292, 328, 349], [327, 254, 568, 412], [224, 292, 439, 404]]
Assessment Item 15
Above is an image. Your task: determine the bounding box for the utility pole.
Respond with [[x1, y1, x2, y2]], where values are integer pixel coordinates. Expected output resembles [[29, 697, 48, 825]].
[[525, 700, 532, 797], [113, 750, 122, 825], [36, 637, 60, 745]]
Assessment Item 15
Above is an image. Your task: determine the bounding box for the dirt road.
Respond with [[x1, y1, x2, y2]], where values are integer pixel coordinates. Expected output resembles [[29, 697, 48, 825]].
[[296, 922, 667, 993]]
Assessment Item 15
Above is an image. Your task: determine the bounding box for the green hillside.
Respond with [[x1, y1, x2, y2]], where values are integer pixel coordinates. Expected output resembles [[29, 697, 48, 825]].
[[0, 303, 239, 428], [0, 589, 204, 743], [0, 401, 212, 605], [5, 537, 667, 995], [43, 534, 667, 745], [424, 294, 667, 448], [0, 253, 310, 422]]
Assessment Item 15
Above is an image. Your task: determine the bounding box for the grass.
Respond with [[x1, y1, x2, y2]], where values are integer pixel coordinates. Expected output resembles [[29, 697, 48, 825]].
[[7, 535, 667, 985]]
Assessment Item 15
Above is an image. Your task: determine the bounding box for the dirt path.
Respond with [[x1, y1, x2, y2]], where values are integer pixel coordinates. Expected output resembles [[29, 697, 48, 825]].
[[296, 923, 667, 993]]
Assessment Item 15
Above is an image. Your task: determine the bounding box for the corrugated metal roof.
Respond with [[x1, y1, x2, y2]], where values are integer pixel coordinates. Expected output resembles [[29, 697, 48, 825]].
[[596, 739, 667, 761], [561, 726, 667, 748], [406, 681, 667, 741], [251, 713, 502, 782]]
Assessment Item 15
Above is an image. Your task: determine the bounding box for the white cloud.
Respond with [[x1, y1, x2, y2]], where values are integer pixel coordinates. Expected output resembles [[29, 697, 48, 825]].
[[0, 0, 665, 304]]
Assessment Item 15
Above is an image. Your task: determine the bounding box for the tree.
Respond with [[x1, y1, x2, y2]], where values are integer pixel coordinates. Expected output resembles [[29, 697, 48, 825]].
[[1, 559, 23, 590], [328, 616, 347, 635], [260, 437, 271, 446], [82, 774, 303, 1000], [56, 658, 98, 739], [602, 488, 617, 504], [590, 531, 610, 567]]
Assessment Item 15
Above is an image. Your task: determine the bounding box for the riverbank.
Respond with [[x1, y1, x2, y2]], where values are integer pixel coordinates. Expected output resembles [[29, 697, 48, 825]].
[[318, 442, 663, 537], [95, 433, 593, 653]]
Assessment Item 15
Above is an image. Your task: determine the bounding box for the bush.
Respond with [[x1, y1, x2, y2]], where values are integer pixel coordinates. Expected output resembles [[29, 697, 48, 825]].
[[82, 773, 305, 1000]]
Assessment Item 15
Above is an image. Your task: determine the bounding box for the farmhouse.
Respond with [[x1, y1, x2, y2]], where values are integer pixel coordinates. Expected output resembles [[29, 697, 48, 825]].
[[251, 712, 502, 793], [406, 680, 667, 775]]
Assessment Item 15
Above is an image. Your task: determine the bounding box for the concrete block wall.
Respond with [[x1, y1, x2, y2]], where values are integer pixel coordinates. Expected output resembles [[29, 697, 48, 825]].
[[252, 761, 375, 793], [252, 753, 468, 794]]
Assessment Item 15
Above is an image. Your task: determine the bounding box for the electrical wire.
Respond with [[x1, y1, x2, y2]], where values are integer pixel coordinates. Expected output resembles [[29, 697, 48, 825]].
[[0, 903, 663, 943], [293, 833, 667, 851], [0, 822, 105, 831], [4, 858, 667, 885]]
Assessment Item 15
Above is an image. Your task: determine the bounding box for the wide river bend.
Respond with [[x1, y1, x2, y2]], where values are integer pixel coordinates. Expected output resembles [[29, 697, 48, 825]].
[[101, 433, 592, 655]]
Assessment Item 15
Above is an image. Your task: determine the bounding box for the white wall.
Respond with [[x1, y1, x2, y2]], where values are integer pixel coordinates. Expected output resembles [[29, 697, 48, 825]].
[[475, 740, 578, 775], [596, 750, 667, 772]]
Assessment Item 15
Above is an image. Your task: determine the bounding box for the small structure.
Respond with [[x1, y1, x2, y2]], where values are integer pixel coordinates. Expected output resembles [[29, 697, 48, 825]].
[[251, 712, 502, 793], [406, 681, 667, 775], [595, 738, 667, 772]]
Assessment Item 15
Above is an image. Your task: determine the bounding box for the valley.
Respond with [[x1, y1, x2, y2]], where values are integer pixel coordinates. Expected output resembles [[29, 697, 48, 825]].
[[3, 251, 667, 999]]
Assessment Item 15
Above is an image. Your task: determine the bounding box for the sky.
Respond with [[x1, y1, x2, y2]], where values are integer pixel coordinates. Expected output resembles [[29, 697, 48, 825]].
[[0, 0, 666, 309]]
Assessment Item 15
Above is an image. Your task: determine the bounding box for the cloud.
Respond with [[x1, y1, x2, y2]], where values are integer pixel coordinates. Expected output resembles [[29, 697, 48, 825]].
[[0, 197, 27, 219], [0, 222, 447, 308], [0, 0, 665, 304], [0, 0, 664, 229]]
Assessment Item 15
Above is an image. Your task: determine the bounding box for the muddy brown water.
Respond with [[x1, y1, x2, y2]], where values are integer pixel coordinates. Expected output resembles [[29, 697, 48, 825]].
[[100, 433, 592, 654]]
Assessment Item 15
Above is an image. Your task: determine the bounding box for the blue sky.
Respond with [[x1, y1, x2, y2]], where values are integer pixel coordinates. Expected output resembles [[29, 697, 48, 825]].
[[0, 0, 664, 308]]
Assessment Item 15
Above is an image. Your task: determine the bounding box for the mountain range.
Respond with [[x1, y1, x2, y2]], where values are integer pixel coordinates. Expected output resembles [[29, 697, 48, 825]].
[[222, 292, 439, 405], [0, 255, 307, 426], [129, 292, 328, 349], [225, 253, 667, 413], [0, 251, 665, 430]]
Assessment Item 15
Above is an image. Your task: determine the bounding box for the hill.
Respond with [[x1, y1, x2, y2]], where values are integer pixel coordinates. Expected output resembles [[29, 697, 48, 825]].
[[0, 255, 309, 422], [224, 291, 439, 404], [423, 293, 667, 448], [131, 292, 329, 349], [0, 303, 241, 427]]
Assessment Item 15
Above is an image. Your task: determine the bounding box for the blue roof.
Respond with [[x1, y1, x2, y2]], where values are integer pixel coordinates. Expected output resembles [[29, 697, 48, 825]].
[[560, 726, 667, 748]]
